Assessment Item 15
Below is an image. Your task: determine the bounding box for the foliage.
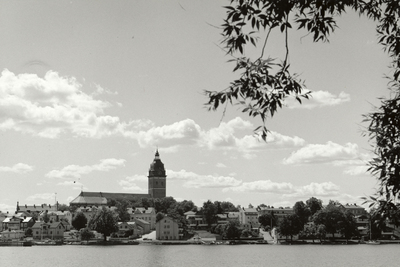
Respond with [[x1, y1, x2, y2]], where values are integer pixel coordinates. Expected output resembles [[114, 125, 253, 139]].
[[201, 200, 217, 227], [306, 197, 323, 216], [80, 228, 95, 242], [156, 212, 165, 222], [154, 197, 177, 214], [277, 214, 303, 241], [218, 201, 239, 212], [258, 213, 277, 228], [207, 0, 400, 217], [88, 207, 119, 242], [224, 220, 242, 239], [115, 199, 131, 222], [312, 203, 345, 239], [293, 201, 311, 226], [57, 204, 69, 212], [339, 211, 359, 241], [25, 228, 33, 237], [42, 212, 50, 223], [72, 212, 87, 231]]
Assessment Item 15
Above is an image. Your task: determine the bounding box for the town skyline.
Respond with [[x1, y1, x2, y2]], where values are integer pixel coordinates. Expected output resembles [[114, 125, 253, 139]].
[[0, 0, 390, 212]]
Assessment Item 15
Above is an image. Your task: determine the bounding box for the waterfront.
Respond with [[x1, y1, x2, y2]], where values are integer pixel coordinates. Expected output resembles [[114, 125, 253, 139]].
[[0, 244, 398, 267]]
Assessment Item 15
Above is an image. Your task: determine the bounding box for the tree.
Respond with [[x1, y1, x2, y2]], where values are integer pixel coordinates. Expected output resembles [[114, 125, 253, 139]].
[[224, 220, 241, 240], [208, 0, 400, 217], [339, 212, 359, 242], [80, 228, 95, 243], [306, 197, 323, 216], [278, 214, 303, 242], [42, 212, 50, 223], [57, 204, 69, 212], [258, 213, 277, 229], [293, 201, 311, 226], [72, 212, 87, 231], [201, 200, 217, 227], [115, 199, 130, 222], [220, 201, 239, 212], [156, 212, 165, 222], [88, 207, 119, 242], [312, 204, 345, 240]]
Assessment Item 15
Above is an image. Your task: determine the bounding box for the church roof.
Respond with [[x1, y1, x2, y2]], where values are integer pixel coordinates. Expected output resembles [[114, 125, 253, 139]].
[[69, 191, 151, 206]]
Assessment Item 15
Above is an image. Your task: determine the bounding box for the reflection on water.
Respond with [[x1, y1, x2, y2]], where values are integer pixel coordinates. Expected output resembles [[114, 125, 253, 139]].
[[0, 243, 398, 267]]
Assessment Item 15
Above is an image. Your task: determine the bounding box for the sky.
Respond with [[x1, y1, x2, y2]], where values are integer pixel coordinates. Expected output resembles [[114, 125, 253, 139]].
[[0, 0, 393, 212]]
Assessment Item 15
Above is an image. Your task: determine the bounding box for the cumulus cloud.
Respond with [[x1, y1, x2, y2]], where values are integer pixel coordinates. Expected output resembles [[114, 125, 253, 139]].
[[118, 175, 148, 192], [223, 180, 294, 193], [285, 90, 350, 109], [0, 69, 147, 138], [283, 141, 362, 165], [282, 182, 340, 198], [134, 119, 201, 149], [283, 141, 372, 175], [167, 169, 242, 188], [0, 163, 33, 173], [46, 158, 125, 179]]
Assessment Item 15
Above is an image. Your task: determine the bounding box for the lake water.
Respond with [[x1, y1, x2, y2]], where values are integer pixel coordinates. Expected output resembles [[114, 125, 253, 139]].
[[0, 243, 398, 267]]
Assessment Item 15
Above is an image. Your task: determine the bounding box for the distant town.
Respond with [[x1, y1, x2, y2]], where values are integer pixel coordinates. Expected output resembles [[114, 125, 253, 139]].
[[1, 151, 399, 246]]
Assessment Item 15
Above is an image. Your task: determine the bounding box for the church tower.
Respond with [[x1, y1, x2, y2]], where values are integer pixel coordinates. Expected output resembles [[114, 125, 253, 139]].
[[148, 149, 166, 199]]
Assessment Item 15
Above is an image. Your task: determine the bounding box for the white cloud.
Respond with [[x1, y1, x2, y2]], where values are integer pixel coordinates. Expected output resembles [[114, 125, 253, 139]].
[[167, 169, 242, 188], [282, 182, 340, 198], [0, 69, 147, 138], [0, 163, 33, 173], [135, 119, 201, 149], [283, 141, 362, 165], [283, 141, 372, 176], [285, 90, 350, 109], [223, 180, 294, 193], [46, 158, 125, 179], [118, 175, 148, 192], [0, 203, 15, 213]]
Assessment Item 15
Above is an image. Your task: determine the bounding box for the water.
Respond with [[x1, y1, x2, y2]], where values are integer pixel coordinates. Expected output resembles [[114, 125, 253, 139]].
[[0, 244, 398, 267]]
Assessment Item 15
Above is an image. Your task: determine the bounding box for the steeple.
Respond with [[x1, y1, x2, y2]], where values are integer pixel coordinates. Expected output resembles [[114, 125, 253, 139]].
[[148, 150, 167, 198]]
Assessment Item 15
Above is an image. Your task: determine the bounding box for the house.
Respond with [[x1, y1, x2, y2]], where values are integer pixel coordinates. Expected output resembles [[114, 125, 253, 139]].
[[31, 221, 67, 240], [17, 202, 58, 214], [156, 216, 181, 240], [39, 210, 73, 225], [184, 211, 207, 229], [239, 206, 260, 230], [2, 216, 35, 231], [0, 229, 25, 241], [128, 207, 156, 230], [258, 206, 294, 223], [134, 218, 151, 235], [342, 203, 367, 215], [117, 221, 141, 238]]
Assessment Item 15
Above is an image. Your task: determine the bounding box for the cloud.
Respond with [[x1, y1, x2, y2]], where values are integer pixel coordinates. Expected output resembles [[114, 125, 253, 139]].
[[167, 169, 242, 188], [0, 203, 15, 213], [0, 69, 148, 138], [0, 163, 33, 173], [285, 90, 350, 109], [283, 141, 362, 165], [118, 175, 148, 192], [135, 119, 201, 149], [283, 141, 372, 175], [223, 180, 294, 193], [46, 158, 125, 179], [282, 182, 340, 198], [216, 163, 227, 168]]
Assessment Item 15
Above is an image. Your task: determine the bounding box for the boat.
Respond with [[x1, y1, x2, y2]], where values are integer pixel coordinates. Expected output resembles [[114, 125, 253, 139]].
[[366, 240, 381, 245]]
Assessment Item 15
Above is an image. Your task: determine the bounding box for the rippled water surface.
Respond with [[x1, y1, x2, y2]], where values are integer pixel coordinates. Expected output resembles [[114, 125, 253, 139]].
[[1, 243, 398, 267]]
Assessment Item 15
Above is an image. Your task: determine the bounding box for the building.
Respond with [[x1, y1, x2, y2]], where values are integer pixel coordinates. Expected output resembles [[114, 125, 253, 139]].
[[156, 216, 181, 240], [2, 216, 35, 232], [1, 230, 25, 241], [69, 150, 167, 207], [39, 210, 73, 225], [16, 202, 58, 214], [148, 150, 167, 199], [116, 222, 141, 238], [31, 221, 67, 240], [128, 207, 156, 230], [258, 207, 294, 222], [239, 206, 260, 230]]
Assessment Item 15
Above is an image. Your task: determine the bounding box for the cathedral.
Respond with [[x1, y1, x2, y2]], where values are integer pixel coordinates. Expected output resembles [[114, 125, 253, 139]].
[[69, 150, 167, 206]]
